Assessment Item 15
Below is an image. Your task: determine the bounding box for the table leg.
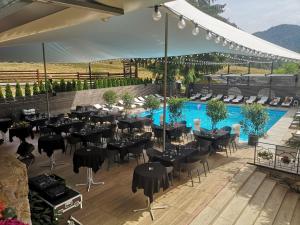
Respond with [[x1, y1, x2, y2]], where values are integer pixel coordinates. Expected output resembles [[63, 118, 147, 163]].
[[76, 168, 104, 192], [133, 197, 167, 220], [40, 152, 64, 171]]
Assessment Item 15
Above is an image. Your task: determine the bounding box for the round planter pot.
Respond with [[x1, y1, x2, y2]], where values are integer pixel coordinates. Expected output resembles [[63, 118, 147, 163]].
[[248, 134, 259, 146]]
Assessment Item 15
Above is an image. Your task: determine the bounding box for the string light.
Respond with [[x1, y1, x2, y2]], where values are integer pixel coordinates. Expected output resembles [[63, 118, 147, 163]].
[[152, 5, 162, 21], [229, 42, 235, 50], [206, 31, 213, 40], [177, 15, 186, 29], [215, 35, 221, 44], [192, 23, 200, 36], [222, 39, 228, 47]]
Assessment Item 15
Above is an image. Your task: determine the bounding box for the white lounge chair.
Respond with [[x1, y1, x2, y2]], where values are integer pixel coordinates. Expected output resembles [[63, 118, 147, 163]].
[[190, 93, 201, 100], [154, 94, 164, 100], [232, 95, 244, 104], [119, 100, 136, 108], [246, 96, 257, 104], [212, 94, 223, 101], [224, 95, 235, 103], [200, 93, 212, 101], [93, 104, 102, 110], [257, 96, 268, 105], [281, 97, 293, 107], [137, 96, 146, 102], [269, 97, 281, 106], [134, 98, 144, 103]]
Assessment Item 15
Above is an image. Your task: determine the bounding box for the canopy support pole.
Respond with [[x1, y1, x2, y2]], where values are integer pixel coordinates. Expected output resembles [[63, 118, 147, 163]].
[[270, 61, 274, 74], [88, 63, 92, 88], [42, 43, 50, 118], [248, 62, 251, 74], [163, 13, 168, 152]]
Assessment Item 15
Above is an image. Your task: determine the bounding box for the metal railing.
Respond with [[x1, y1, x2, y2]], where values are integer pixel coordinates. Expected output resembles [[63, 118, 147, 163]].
[[254, 142, 300, 175]]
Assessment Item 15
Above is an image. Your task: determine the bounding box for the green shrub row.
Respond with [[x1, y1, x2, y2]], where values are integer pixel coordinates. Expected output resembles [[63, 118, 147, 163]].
[[0, 77, 152, 99]]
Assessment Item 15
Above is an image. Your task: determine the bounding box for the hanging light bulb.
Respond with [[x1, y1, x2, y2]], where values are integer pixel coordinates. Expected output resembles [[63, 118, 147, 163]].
[[177, 15, 186, 29], [229, 42, 235, 50], [152, 5, 161, 21], [235, 45, 240, 51], [206, 31, 213, 40], [192, 24, 200, 36], [215, 35, 221, 44], [222, 38, 228, 47]]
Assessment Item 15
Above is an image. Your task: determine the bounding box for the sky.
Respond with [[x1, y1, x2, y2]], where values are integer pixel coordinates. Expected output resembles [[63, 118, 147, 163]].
[[217, 0, 300, 33]]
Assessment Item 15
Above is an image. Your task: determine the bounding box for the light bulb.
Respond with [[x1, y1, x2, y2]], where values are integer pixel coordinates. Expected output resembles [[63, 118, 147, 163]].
[[152, 5, 161, 21], [192, 24, 200, 36], [215, 36, 221, 44], [222, 39, 228, 47], [177, 16, 186, 29], [235, 45, 240, 51], [206, 31, 212, 40], [229, 42, 234, 50]]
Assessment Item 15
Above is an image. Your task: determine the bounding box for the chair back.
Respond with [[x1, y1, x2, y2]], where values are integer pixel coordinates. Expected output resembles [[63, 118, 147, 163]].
[[118, 121, 129, 130], [128, 143, 144, 155]]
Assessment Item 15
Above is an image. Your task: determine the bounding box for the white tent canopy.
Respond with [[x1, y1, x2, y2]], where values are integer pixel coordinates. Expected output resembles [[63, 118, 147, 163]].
[[0, 0, 299, 63]]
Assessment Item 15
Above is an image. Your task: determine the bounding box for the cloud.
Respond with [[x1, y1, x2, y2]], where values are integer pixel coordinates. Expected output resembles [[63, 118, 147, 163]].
[[218, 0, 300, 33]]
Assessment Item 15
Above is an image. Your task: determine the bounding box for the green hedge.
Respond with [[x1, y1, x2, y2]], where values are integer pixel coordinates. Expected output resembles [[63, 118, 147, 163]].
[[0, 77, 153, 99]]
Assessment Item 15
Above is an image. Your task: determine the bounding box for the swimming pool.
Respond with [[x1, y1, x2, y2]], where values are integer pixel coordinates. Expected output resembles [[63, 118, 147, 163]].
[[139, 102, 287, 141]]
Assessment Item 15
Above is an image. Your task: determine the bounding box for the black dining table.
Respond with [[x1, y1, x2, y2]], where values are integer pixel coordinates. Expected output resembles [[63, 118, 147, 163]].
[[193, 129, 229, 151], [73, 146, 105, 173], [9, 125, 34, 142], [71, 126, 111, 146], [118, 117, 149, 132], [154, 123, 186, 140], [0, 118, 13, 133], [38, 134, 65, 157], [71, 110, 98, 120], [25, 116, 48, 131], [47, 120, 84, 134], [90, 114, 116, 124], [132, 162, 170, 203]]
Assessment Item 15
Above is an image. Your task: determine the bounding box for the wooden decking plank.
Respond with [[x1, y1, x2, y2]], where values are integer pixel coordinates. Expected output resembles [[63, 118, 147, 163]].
[[291, 198, 300, 225]]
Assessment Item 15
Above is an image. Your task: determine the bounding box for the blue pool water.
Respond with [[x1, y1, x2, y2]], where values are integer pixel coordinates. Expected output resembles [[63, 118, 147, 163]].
[[139, 102, 287, 141]]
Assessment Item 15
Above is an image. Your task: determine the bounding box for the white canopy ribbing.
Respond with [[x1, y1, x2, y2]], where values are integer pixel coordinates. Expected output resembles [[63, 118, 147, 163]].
[[0, 0, 299, 63]]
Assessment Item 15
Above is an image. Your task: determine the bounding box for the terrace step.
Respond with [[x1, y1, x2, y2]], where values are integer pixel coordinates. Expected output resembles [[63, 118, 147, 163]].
[[291, 198, 300, 225], [273, 191, 299, 225], [253, 184, 288, 225], [189, 164, 256, 225], [234, 178, 276, 225], [211, 171, 267, 225]]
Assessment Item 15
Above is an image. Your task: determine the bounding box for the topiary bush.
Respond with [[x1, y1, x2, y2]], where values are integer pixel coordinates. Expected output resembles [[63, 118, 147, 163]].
[[45, 80, 52, 93], [77, 80, 83, 91], [25, 83, 31, 97], [59, 79, 66, 92], [122, 92, 134, 113], [66, 81, 73, 91], [206, 99, 228, 129], [83, 80, 89, 90], [72, 79, 77, 91], [0, 86, 4, 100], [33, 82, 39, 95], [167, 97, 188, 125], [52, 81, 60, 92], [102, 79, 107, 88], [39, 81, 46, 94], [143, 95, 160, 118], [107, 79, 112, 88], [5, 84, 14, 100], [15, 82, 23, 97]]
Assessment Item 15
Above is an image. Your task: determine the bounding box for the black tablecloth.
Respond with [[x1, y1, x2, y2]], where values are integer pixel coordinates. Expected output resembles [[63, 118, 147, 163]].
[[194, 129, 229, 151], [25, 117, 48, 130], [38, 135, 65, 157], [9, 126, 34, 142], [132, 162, 169, 203], [0, 118, 12, 133], [118, 117, 149, 131], [73, 146, 105, 173], [91, 114, 115, 124], [151, 148, 197, 165], [72, 126, 110, 144]]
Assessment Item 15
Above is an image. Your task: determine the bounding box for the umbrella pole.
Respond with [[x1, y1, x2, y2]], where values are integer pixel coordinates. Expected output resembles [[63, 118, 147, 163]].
[[163, 13, 168, 152], [42, 43, 50, 119]]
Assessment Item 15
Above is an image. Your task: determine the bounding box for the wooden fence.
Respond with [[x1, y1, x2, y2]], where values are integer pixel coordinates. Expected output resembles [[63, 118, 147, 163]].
[[0, 70, 135, 83]]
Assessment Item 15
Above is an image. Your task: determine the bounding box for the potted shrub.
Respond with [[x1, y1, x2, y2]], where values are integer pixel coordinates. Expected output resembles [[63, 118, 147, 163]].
[[66, 81, 73, 92], [167, 97, 187, 126], [121, 92, 134, 114], [0, 86, 4, 103], [206, 99, 228, 129], [24, 83, 31, 97], [71, 79, 77, 91], [240, 103, 269, 146], [59, 79, 66, 92], [15, 82, 23, 100], [143, 95, 160, 118], [39, 81, 46, 94], [5, 84, 14, 101], [32, 82, 39, 95], [103, 90, 117, 108]]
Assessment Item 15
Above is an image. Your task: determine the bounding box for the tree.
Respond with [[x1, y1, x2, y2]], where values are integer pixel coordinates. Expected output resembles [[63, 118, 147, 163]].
[[5, 84, 13, 100], [25, 83, 31, 97], [240, 103, 269, 137], [72, 79, 77, 91], [143, 96, 160, 118], [33, 82, 39, 95], [167, 97, 187, 125], [52, 81, 60, 92], [77, 80, 83, 91], [274, 62, 300, 74], [103, 90, 117, 108], [0, 86, 4, 100], [206, 99, 227, 129], [15, 82, 23, 97], [66, 81, 73, 91], [39, 81, 46, 94], [59, 79, 66, 92], [121, 92, 134, 113]]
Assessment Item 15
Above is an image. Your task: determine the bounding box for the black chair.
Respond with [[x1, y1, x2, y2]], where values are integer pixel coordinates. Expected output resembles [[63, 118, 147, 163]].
[[168, 128, 183, 143], [101, 128, 115, 145], [65, 132, 82, 155], [229, 133, 238, 152], [221, 126, 232, 133], [179, 158, 202, 187], [153, 126, 163, 145], [117, 121, 129, 134], [17, 142, 35, 169], [132, 121, 144, 133], [216, 135, 231, 157], [188, 150, 210, 176], [127, 144, 145, 165]]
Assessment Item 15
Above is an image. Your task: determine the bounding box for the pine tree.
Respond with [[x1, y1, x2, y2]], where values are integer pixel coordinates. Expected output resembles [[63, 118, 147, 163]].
[[33, 82, 39, 95], [72, 79, 77, 91], [77, 80, 83, 90], [15, 82, 23, 97], [5, 84, 13, 100], [39, 81, 46, 94], [66, 81, 73, 91], [53, 81, 60, 92], [83, 80, 89, 90], [25, 83, 31, 97], [60, 79, 66, 92]]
